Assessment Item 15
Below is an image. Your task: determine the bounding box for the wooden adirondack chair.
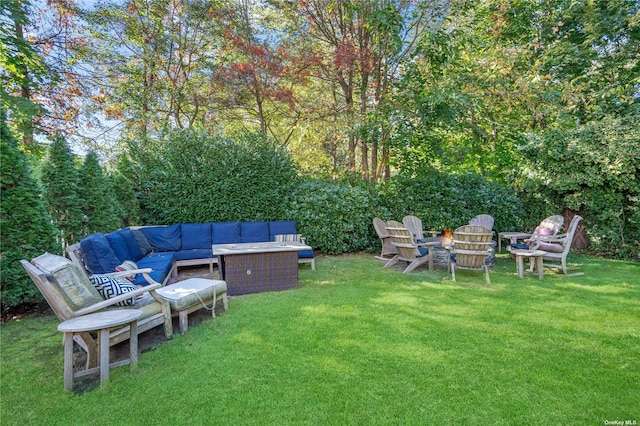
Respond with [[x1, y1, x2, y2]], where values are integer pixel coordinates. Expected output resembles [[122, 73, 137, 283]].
[[528, 215, 584, 276], [373, 218, 398, 260], [21, 253, 173, 369], [383, 225, 433, 273], [448, 225, 494, 284], [469, 214, 495, 231], [402, 215, 440, 243]]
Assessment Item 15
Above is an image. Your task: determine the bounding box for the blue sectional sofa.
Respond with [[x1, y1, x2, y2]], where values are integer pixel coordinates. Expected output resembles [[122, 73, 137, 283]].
[[68, 221, 314, 286]]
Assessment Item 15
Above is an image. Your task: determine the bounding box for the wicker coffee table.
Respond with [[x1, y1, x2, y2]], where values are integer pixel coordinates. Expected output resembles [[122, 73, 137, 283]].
[[212, 242, 312, 296]]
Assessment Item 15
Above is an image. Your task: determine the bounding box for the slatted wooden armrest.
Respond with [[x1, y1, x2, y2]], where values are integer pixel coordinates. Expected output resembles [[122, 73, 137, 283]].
[[74, 283, 162, 316], [451, 249, 492, 256]]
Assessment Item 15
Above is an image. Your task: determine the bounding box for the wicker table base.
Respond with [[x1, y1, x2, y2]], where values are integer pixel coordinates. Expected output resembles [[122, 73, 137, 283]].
[[219, 251, 298, 296]]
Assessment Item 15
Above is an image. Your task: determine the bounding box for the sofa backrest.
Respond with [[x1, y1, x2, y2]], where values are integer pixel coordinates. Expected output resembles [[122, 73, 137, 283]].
[[140, 224, 182, 252], [80, 233, 122, 275], [211, 222, 241, 244], [181, 223, 212, 250], [241, 221, 269, 243]]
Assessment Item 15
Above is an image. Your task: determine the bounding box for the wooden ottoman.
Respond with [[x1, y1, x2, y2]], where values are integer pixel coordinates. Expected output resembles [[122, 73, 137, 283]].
[[156, 278, 228, 334]]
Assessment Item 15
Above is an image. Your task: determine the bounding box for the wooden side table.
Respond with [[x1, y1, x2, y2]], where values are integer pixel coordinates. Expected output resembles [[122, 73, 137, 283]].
[[511, 249, 546, 280], [497, 232, 531, 253], [57, 309, 143, 391]]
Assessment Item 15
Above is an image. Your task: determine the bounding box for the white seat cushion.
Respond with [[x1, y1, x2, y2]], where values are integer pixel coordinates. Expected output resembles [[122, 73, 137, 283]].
[[156, 278, 227, 311]]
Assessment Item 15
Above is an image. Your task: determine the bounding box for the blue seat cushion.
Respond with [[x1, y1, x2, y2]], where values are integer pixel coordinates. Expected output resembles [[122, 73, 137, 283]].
[[120, 228, 144, 261], [105, 231, 131, 264], [241, 221, 269, 243], [133, 252, 175, 286], [80, 233, 121, 275], [212, 222, 241, 244], [181, 223, 212, 250], [175, 249, 212, 261], [417, 247, 428, 257], [510, 243, 529, 250], [269, 221, 297, 241], [140, 224, 181, 251], [298, 249, 315, 259]]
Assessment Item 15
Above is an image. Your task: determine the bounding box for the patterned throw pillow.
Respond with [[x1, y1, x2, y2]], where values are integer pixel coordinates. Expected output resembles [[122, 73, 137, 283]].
[[89, 274, 138, 306], [115, 260, 138, 281], [274, 234, 302, 243]]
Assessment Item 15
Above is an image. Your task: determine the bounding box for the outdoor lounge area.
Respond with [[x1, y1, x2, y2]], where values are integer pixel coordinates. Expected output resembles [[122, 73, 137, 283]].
[[4, 1, 638, 423], [1, 252, 638, 424]]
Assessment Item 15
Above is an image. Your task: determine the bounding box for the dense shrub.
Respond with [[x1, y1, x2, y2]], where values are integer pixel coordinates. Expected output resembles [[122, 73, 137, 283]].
[[128, 130, 299, 224], [379, 171, 526, 233], [513, 117, 640, 259], [1, 120, 59, 309], [287, 179, 388, 254]]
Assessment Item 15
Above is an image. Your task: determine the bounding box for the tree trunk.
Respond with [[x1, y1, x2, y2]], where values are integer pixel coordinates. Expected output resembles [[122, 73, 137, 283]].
[[13, 19, 34, 147]]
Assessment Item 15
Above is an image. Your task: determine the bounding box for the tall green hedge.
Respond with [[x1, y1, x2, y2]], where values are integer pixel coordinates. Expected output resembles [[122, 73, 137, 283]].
[[287, 179, 389, 254], [128, 130, 299, 224], [379, 172, 526, 233]]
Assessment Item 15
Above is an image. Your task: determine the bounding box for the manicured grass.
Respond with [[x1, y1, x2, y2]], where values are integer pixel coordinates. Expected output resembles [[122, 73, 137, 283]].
[[1, 254, 638, 425]]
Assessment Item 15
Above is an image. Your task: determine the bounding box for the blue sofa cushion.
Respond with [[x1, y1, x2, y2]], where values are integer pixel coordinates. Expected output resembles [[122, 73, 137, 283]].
[[105, 231, 131, 263], [181, 223, 212, 250], [269, 221, 297, 241], [175, 249, 212, 261], [134, 252, 175, 286], [80, 233, 122, 275], [298, 249, 314, 259], [241, 221, 269, 243], [132, 230, 153, 256], [212, 222, 241, 244], [140, 224, 181, 252], [119, 228, 144, 261]]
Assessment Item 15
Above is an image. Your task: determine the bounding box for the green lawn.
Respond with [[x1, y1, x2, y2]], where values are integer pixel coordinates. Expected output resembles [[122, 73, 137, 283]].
[[1, 254, 639, 425]]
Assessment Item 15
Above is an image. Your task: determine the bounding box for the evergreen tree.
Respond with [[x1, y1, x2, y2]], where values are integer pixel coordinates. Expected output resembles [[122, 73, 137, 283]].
[[41, 134, 84, 247], [110, 170, 141, 226], [78, 151, 122, 234], [1, 115, 59, 309]]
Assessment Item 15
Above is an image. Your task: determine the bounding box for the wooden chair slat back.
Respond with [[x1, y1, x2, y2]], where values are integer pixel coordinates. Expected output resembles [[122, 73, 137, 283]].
[[386, 226, 421, 261], [469, 214, 495, 231], [402, 215, 424, 241], [453, 225, 493, 269]]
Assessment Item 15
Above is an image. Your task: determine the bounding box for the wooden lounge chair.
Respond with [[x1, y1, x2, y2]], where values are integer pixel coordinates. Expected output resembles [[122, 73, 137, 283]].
[[373, 218, 398, 260], [508, 215, 565, 252], [21, 253, 173, 370], [527, 215, 584, 276], [383, 225, 433, 273], [448, 225, 494, 284]]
